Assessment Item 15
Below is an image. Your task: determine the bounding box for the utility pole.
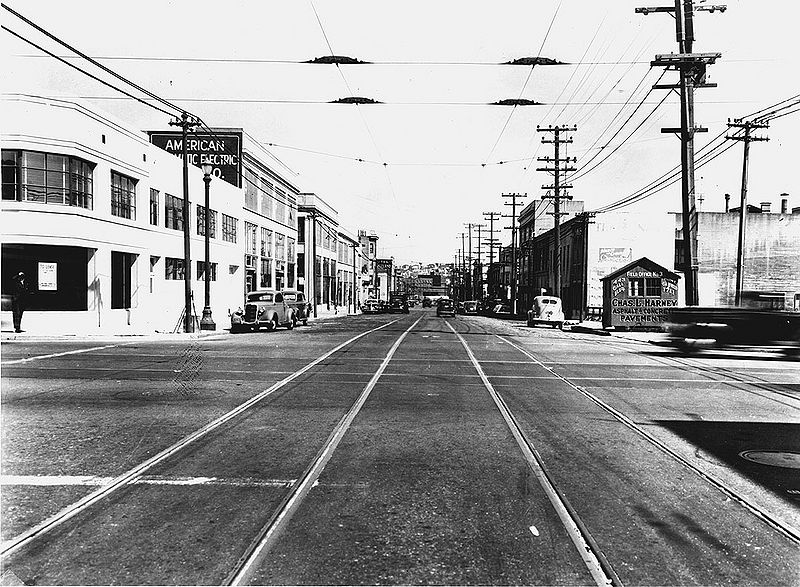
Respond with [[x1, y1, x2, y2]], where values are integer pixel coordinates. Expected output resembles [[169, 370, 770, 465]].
[[169, 112, 200, 333], [575, 211, 596, 321], [638, 0, 724, 306], [464, 223, 473, 299], [350, 242, 359, 314], [482, 212, 500, 298], [537, 125, 576, 299], [460, 232, 467, 301], [474, 224, 486, 300], [502, 193, 527, 315], [727, 118, 769, 305]]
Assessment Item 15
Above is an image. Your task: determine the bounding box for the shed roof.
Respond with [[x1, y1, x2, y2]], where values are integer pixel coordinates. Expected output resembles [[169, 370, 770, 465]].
[[599, 256, 680, 281]]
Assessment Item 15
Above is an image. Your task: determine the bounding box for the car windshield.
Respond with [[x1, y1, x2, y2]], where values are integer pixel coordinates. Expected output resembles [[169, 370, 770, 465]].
[[247, 292, 274, 302]]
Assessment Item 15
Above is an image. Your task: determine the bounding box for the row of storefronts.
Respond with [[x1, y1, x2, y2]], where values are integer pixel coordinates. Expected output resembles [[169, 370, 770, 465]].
[[0, 94, 377, 334]]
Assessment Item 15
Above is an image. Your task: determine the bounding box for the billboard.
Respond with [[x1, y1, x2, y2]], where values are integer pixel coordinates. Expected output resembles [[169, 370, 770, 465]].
[[375, 258, 393, 274], [148, 130, 242, 188]]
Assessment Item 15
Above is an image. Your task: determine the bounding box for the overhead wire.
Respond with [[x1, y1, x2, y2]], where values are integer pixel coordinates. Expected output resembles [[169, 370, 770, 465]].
[[482, 0, 562, 165]]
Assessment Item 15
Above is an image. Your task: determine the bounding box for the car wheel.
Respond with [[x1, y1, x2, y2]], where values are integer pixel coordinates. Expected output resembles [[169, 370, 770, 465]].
[[302, 318, 308, 325], [266, 317, 277, 331], [287, 315, 296, 330]]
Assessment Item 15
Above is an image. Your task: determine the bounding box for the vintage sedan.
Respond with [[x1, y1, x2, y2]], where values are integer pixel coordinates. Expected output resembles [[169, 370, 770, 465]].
[[462, 300, 479, 315], [436, 298, 456, 317], [230, 289, 296, 332], [527, 295, 564, 329], [280, 289, 312, 325], [361, 298, 382, 314]]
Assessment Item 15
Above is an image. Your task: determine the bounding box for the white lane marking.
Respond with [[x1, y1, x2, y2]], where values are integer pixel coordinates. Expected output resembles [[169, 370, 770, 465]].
[[0, 475, 297, 487], [1, 343, 138, 366], [229, 316, 423, 586], [0, 319, 401, 559], [446, 322, 613, 587]]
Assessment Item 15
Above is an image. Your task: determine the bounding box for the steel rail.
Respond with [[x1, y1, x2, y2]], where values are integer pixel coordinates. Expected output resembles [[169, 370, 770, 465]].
[[0, 319, 401, 559], [447, 321, 620, 587], [498, 335, 800, 546], [226, 316, 423, 585]]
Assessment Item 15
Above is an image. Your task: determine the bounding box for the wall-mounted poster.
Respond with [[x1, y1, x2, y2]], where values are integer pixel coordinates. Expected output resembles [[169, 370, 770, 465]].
[[38, 262, 57, 291]]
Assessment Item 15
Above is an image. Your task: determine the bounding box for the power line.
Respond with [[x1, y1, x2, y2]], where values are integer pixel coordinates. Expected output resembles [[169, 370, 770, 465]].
[[482, 0, 562, 164]]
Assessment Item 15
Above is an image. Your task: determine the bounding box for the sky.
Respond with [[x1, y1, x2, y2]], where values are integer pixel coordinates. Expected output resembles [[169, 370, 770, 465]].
[[2, 0, 798, 264]]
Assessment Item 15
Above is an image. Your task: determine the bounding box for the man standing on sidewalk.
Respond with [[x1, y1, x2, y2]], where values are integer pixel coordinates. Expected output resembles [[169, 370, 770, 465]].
[[11, 271, 27, 333]]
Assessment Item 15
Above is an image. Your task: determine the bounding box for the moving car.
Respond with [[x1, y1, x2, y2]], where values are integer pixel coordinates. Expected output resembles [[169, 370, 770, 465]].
[[231, 289, 296, 332], [462, 300, 479, 315], [280, 289, 312, 325], [527, 295, 564, 329], [388, 293, 410, 314], [422, 297, 432, 308], [436, 298, 456, 317], [361, 298, 382, 314]]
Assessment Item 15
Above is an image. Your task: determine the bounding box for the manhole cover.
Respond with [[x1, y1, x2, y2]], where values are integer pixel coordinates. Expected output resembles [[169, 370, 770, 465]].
[[739, 450, 800, 469]]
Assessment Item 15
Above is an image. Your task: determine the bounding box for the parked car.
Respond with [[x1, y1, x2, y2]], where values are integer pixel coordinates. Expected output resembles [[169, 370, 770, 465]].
[[527, 295, 564, 329], [361, 298, 382, 314], [462, 300, 479, 315], [280, 289, 312, 325], [231, 289, 296, 332], [436, 298, 456, 317], [422, 297, 433, 308], [388, 293, 410, 314]]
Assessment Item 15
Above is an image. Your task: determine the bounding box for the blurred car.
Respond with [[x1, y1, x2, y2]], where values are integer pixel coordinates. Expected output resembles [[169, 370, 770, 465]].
[[388, 293, 410, 314], [422, 297, 432, 308], [231, 289, 296, 332], [462, 300, 479, 315], [361, 298, 382, 314], [492, 303, 512, 315], [436, 298, 456, 317], [527, 295, 564, 329], [280, 289, 312, 325]]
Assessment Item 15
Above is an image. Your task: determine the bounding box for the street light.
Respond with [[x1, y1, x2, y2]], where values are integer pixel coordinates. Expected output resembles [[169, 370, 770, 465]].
[[200, 159, 216, 330]]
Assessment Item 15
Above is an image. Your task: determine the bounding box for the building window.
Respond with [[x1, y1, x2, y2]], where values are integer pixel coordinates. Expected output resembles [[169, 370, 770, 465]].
[[197, 261, 217, 281], [298, 217, 305, 243], [287, 237, 296, 289], [2, 149, 94, 208], [111, 170, 137, 219], [165, 194, 184, 230], [165, 257, 185, 280], [260, 258, 272, 288], [244, 169, 258, 212], [150, 188, 159, 225], [275, 187, 286, 225], [629, 277, 662, 297], [222, 214, 237, 243], [275, 232, 285, 262], [260, 227, 273, 257], [197, 204, 217, 238], [245, 222, 257, 255], [260, 178, 273, 219]]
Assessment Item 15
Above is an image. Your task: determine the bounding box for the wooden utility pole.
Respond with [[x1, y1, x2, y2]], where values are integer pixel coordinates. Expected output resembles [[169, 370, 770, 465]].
[[575, 211, 596, 321], [638, 0, 724, 305], [727, 118, 769, 305], [464, 223, 473, 299], [502, 193, 527, 315], [482, 211, 501, 299], [474, 224, 486, 300], [537, 125, 576, 299]]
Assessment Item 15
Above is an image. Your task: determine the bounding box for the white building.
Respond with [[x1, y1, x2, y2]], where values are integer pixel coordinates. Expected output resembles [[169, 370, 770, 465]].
[[0, 94, 297, 334]]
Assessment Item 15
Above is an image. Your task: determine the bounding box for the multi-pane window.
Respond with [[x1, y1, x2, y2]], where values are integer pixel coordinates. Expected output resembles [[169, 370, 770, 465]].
[[298, 217, 305, 243], [260, 258, 272, 288], [196, 261, 217, 281], [275, 187, 286, 224], [111, 170, 137, 219], [260, 178, 273, 219], [222, 213, 237, 243], [628, 277, 662, 297], [244, 169, 258, 211], [260, 227, 273, 288], [275, 232, 285, 261], [287, 237, 296, 288], [165, 194, 184, 230], [197, 204, 217, 238], [245, 222, 257, 255], [165, 257, 185, 280], [2, 150, 93, 208], [150, 188, 159, 225], [260, 228, 273, 257]]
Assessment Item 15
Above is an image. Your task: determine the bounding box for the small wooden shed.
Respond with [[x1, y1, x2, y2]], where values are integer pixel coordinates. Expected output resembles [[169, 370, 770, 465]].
[[601, 257, 680, 330]]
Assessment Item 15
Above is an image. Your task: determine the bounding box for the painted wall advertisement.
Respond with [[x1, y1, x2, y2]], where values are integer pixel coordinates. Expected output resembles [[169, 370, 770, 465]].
[[603, 262, 679, 329]]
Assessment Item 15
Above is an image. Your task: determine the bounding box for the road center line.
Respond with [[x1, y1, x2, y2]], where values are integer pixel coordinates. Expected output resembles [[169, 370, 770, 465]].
[[1, 343, 139, 365]]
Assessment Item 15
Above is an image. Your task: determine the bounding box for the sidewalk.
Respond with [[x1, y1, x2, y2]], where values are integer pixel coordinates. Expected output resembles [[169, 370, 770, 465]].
[[567, 320, 666, 344]]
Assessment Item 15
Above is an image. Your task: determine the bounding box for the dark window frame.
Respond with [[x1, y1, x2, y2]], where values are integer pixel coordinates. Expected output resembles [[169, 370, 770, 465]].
[[2, 149, 94, 208], [111, 170, 137, 220]]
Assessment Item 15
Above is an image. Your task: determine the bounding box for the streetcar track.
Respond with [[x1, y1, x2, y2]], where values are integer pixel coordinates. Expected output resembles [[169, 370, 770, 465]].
[[226, 316, 423, 585], [496, 334, 800, 546], [445, 320, 619, 587], [0, 319, 402, 560]]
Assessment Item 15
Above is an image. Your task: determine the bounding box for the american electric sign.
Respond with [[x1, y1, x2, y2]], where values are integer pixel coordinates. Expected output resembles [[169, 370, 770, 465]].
[[148, 130, 242, 188]]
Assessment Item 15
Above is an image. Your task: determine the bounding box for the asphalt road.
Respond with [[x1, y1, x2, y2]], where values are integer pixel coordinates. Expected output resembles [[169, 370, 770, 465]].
[[1, 307, 798, 585]]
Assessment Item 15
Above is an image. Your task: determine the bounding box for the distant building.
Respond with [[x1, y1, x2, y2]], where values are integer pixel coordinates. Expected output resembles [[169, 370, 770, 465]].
[[358, 230, 379, 301]]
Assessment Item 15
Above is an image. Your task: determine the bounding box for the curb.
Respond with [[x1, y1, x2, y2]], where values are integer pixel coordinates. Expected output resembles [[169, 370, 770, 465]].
[[569, 325, 612, 336]]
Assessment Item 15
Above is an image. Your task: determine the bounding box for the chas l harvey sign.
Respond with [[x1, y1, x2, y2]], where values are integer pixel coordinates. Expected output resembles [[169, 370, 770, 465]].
[[148, 130, 242, 188]]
